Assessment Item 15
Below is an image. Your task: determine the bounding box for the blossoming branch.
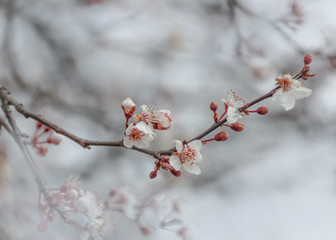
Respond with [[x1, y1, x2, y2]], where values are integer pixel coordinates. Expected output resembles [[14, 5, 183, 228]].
[[0, 54, 315, 240]]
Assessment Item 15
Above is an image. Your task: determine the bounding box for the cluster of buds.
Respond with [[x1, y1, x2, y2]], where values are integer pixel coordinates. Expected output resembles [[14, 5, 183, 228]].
[[150, 156, 181, 179], [149, 139, 204, 178], [38, 176, 105, 240], [32, 122, 62, 156], [204, 92, 268, 145], [121, 98, 172, 149], [302, 54, 316, 80]]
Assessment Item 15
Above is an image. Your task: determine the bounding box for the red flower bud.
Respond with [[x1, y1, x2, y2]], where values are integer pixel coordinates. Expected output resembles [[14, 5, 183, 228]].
[[257, 106, 268, 115], [302, 65, 310, 74], [214, 131, 228, 141], [149, 171, 157, 179], [170, 169, 181, 177], [304, 54, 312, 65], [121, 97, 136, 117], [230, 122, 244, 132], [37, 122, 43, 129], [210, 102, 218, 112]]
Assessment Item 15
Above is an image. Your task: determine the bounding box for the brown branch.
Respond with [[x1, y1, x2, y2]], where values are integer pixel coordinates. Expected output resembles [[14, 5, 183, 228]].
[[0, 85, 160, 159]]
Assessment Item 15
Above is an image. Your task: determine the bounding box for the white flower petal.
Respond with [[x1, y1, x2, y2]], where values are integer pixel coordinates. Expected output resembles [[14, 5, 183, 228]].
[[123, 137, 134, 148], [292, 87, 312, 99], [169, 156, 181, 170], [194, 150, 202, 163], [183, 163, 201, 175], [227, 106, 240, 123], [174, 140, 183, 152], [188, 140, 202, 152], [281, 92, 296, 111], [272, 88, 283, 100]]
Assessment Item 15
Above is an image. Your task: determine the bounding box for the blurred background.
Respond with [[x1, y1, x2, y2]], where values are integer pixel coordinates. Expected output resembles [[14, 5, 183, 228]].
[[1, 0, 336, 239]]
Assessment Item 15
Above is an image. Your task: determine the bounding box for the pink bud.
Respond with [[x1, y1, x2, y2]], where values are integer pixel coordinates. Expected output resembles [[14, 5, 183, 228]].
[[47, 132, 62, 145], [230, 122, 244, 132], [37, 145, 48, 156], [149, 171, 157, 179], [214, 131, 228, 141], [37, 222, 48, 232], [304, 54, 312, 65], [121, 97, 136, 117], [210, 102, 218, 112], [140, 227, 151, 236], [170, 168, 181, 177], [257, 106, 268, 115]]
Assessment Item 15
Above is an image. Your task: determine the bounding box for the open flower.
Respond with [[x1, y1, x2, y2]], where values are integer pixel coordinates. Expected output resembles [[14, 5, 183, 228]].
[[123, 121, 156, 148], [220, 91, 245, 123], [273, 74, 312, 110], [138, 105, 172, 130], [169, 140, 202, 175]]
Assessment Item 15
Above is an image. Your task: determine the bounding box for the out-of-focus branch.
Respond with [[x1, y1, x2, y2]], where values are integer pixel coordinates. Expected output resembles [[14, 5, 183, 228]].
[[0, 85, 48, 195], [231, 0, 335, 62], [0, 115, 13, 136]]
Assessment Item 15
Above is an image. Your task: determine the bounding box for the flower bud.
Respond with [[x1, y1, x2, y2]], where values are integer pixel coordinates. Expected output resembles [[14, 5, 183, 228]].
[[230, 122, 244, 132], [214, 131, 228, 141], [37, 122, 43, 129], [121, 97, 136, 117], [257, 106, 268, 115], [149, 171, 157, 179], [302, 65, 310, 74], [210, 102, 218, 112], [47, 132, 62, 145], [37, 222, 48, 232], [170, 168, 181, 177], [37, 145, 48, 156], [304, 54, 312, 65]]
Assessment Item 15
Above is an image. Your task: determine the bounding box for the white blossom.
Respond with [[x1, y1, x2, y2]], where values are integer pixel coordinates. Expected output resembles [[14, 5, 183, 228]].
[[273, 74, 312, 110], [140, 105, 172, 130], [123, 121, 156, 148], [169, 140, 202, 175], [220, 91, 245, 123]]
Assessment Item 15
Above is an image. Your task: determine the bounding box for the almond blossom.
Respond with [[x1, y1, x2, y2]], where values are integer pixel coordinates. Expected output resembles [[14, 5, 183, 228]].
[[169, 140, 202, 175], [123, 121, 156, 148], [220, 91, 245, 123], [138, 105, 172, 130], [273, 74, 312, 110]]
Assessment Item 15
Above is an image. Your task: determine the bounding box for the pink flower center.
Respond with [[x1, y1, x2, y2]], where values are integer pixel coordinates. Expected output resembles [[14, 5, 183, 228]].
[[129, 128, 145, 141], [276, 77, 292, 91], [179, 145, 196, 166]]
